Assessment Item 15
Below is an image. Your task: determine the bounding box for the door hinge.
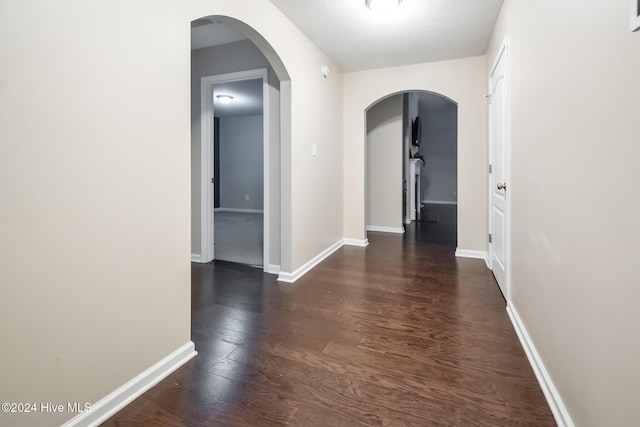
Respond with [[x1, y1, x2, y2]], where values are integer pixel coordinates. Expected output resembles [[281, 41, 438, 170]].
[[489, 164, 492, 174], [211, 178, 215, 183], [489, 233, 492, 243]]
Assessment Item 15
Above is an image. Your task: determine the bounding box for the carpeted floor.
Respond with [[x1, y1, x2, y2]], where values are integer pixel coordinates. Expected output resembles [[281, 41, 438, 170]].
[[214, 211, 263, 266]]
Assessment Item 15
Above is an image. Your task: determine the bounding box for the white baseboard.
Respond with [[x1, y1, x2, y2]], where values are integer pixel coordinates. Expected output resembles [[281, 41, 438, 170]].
[[507, 305, 574, 427], [62, 341, 197, 427], [214, 208, 263, 213], [343, 238, 369, 247], [278, 239, 344, 283], [421, 200, 458, 205], [484, 254, 491, 270], [455, 249, 488, 260], [191, 253, 203, 263], [366, 225, 405, 234], [264, 264, 280, 274], [404, 218, 412, 225]]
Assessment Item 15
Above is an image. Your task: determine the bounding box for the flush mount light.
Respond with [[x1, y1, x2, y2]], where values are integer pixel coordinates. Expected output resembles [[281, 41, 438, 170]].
[[216, 95, 233, 104], [365, 0, 402, 14]]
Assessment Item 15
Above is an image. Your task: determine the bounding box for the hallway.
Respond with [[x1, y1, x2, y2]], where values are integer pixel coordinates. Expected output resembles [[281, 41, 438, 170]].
[[104, 225, 555, 426]]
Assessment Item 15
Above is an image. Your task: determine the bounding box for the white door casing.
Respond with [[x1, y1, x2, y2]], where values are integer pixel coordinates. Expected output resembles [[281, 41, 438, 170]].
[[489, 40, 509, 299], [200, 68, 274, 270]]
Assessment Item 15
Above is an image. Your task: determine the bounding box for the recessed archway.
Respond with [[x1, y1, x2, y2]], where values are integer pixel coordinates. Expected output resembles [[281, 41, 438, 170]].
[[342, 57, 489, 256], [190, 15, 292, 274], [365, 90, 458, 246]]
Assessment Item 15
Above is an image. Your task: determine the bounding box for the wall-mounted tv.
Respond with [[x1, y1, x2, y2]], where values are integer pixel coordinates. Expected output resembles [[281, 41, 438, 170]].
[[412, 117, 422, 146]]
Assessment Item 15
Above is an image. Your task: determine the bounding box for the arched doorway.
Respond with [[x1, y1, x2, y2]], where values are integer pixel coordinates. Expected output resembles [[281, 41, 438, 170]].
[[365, 91, 458, 247], [343, 58, 489, 256], [190, 15, 291, 274]]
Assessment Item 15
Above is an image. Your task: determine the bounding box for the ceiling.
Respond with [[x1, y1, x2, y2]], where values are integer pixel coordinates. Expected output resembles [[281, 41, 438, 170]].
[[268, 0, 504, 72], [191, 18, 247, 51], [213, 79, 263, 118], [191, 1, 503, 115]]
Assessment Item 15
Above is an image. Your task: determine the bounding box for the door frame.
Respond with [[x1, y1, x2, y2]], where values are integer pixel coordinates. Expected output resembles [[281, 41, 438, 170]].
[[488, 37, 511, 301], [200, 68, 272, 269]]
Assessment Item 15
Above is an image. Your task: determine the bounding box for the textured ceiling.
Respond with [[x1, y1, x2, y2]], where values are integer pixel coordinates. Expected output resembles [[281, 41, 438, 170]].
[[268, 0, 503, 72], [192, 1, 503, 116], [191, 18, 247, 51]]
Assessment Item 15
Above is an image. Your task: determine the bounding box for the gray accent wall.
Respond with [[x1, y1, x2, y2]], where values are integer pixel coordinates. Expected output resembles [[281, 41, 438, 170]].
[[417, 94, 458, 204], [219, 115, 264, 210]]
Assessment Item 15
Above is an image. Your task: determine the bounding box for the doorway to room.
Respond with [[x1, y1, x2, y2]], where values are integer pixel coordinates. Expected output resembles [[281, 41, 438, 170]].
[[211, 77, 264, 267], [488, 40, 510, 299], [365, 91, 458, 247], [200, 67, 272, 269], [190, 16, 289, 274]]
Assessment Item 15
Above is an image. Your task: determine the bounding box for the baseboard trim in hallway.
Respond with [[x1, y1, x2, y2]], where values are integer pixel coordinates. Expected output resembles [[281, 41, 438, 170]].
[[61, 342, 197, 427], [366, 225, 405, 234], [455, 248, 488, 260], [507, 304, 574, 427], [278, 239, 346, 283], [264, 264, 281, 274], [214, 208, 264, 214], [343, 238, 369, 247], [278, 237, 371, 283]]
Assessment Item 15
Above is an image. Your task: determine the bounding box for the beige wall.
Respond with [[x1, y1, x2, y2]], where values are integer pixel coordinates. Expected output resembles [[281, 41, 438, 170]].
[[287, 64, 343, 270], [487, 1, 640, 425], [0, 0, 342, 425], [366, 95, 403, 230], [0, 1, 192, 426], [343, 56, 488, 250]]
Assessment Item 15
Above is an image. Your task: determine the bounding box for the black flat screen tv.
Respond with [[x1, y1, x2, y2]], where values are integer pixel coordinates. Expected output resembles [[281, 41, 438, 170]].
[[411, 117, 422, 147]]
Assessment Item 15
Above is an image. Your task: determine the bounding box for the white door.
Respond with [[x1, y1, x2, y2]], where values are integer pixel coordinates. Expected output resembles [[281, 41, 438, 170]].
[[489, 46, 508, 298]]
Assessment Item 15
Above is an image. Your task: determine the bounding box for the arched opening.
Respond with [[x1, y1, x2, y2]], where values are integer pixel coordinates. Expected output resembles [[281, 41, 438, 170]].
[[186, 14, 295, 410], [190, 15, 291, 273], [365, 90, 458, 248]]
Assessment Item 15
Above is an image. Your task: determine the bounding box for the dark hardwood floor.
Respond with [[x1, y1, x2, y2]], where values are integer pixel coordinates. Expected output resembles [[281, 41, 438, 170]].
[[103, 206, 555, 426]]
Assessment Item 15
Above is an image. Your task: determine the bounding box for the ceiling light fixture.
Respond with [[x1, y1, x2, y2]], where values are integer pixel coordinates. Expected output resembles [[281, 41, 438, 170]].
[[365, 0, 402, 15], [216, 95, 234, 104]]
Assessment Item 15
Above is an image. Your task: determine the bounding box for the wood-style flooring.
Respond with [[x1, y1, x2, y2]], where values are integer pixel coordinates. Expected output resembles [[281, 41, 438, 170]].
[[103, 205, 556, 426]]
